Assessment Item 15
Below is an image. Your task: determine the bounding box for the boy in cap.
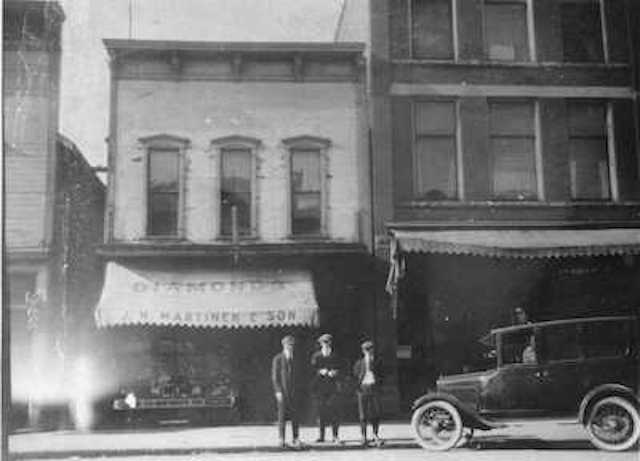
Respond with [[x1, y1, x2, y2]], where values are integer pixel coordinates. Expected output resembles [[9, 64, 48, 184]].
[[272, 335, 303, 448], [310, 333, 343, 444], [353, 340, 383, 447]]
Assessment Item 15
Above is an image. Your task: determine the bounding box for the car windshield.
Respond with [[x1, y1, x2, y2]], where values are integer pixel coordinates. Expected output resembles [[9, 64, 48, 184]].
[[460, 335, 497, 372]]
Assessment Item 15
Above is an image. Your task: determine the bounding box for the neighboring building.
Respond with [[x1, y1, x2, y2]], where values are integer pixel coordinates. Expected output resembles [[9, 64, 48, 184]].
[[3, 1, 106, 429], [96, 40, 376, 422], [338, 0, 640, 406]]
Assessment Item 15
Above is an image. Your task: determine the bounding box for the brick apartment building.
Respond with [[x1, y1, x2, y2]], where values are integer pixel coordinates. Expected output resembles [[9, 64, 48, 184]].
[[337, 0, 640, 406], [94, 40, 377, 423], [4, 1, 105, 429]]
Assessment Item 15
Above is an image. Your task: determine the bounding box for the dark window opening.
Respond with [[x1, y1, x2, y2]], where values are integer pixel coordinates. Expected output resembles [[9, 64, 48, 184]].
[[413, 101, 457, 200], [220, 148, 252, 237], [561, 2, 604, 62], [412, 0, 454, 59], [291, 149, 322, 236], [567, 101, 610, 200], [484, 1, 529, 61], [147, 148, 180, 236], [489, 101, 537, 200]]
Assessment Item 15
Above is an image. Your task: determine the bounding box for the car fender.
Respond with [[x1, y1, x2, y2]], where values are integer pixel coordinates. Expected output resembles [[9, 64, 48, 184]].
[[412, 392, 505, 430], [578, 384, 640, 424]]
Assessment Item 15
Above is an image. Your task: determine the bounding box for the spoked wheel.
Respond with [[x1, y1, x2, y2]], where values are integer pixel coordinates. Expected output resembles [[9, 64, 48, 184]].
[[411, 400, 463, 451], [585, 396, 640, 451]]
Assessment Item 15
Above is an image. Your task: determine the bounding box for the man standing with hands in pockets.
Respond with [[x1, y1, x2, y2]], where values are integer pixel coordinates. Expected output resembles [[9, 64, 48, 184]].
[[353, 340, 384, 447], [272, 335, 303, 449], [311, 333, 343, 444]]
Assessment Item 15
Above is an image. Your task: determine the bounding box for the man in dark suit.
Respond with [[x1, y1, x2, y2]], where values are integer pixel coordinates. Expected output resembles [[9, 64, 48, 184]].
[[353, 340, 384, 447], [271, 335, 303, 448], [310, 333, 343, 444]]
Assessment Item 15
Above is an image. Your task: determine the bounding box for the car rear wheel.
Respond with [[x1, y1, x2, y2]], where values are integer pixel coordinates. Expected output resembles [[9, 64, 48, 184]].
[[585, 396, 640, 451], [411, 400, 463, 451]]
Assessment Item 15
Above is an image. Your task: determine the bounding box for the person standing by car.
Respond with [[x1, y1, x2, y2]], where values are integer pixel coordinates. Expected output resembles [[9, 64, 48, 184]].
[[311, 333, 343, 444], [353, 340, 384, 447], [271, 335, 304, 449]]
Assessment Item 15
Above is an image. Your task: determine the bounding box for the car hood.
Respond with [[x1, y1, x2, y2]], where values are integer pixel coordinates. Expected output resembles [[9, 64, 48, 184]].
[[436, 369, 497, 408]]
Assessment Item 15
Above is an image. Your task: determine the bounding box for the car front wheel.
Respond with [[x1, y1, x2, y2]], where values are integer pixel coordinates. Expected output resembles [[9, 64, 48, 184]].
[[411, 400, 463, 451], [585, 396, 640, 451]]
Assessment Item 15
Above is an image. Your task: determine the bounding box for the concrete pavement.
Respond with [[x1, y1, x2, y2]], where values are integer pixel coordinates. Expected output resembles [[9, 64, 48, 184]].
[[8, 420, 637, 459]]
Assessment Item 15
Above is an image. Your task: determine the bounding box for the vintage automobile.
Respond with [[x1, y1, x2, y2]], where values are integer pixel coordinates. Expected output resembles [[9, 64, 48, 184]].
[[411, 316, 639, 451]]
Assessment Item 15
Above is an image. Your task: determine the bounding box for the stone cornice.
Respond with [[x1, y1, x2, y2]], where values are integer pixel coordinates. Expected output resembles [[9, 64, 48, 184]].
[[104, 39, 366, 83]]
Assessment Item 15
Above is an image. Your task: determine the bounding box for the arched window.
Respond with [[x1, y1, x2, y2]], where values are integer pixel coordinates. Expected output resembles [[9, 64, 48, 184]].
[[139, 134, 190, 237], [283, 136, 331, 237], [211, 135, 261, 238]]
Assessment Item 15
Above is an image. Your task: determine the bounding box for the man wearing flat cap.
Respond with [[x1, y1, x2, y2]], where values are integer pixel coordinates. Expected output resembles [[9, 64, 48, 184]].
[[353, 340, 384, 447], [310, 333, 343, 443], [272, 335, 304, 448]]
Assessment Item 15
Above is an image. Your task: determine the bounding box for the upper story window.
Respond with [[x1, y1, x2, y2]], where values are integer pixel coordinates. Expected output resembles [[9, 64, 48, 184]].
[[283, 136, 331, 238], [561, 0, 605, 63], [567, 101, 611, 200], [141, 135, 190, 237], [411, 0, 454, 59], [413, 101, 458, 200], [211, 136, 261, 239], [489, 101, 538, 200], [221, 148, 252, 237], [483, 0, 530, 61]]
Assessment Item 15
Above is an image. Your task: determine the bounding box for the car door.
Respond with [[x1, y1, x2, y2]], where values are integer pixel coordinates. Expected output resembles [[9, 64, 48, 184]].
[[533, 323, 583, 416], [482, 328, 547, 418]]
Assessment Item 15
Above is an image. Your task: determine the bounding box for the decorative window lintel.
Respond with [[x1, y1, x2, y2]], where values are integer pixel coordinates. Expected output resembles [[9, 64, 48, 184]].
[[211, 135, 262, 149], [282, 135, 332, 150], [139, 133, 191, 149]]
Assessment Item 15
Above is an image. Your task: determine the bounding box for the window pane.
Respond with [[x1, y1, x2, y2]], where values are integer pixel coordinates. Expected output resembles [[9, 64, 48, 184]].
[[415, 101, 455, 135], [568, 102, 606, 137], [561, 2, 604, 62], [148, 149, 179, 235], [221, 149, 252, 236], [291, 150, 321, 235], [291, 150, 321, 192], [491, 138, 537, 199], [502, 328, 535, 365], [292, 193, 322, 235], [149, 192, 178, 236], [490, 102, 534, 136], [149, 149, 179, 192], [412, 0, 453, 59], [569, 138, 610, 200], [539, 325, 579, 362], [415, 137, 457, 200], [579, 321, 633, 359], [485, 2, 529, 61]]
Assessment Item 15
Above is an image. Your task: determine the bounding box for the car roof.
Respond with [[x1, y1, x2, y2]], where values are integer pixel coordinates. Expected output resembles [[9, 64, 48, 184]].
[[489, 315, 638, 337]]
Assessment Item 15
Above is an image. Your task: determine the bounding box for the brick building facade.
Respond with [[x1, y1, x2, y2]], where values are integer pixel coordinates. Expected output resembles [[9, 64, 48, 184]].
[[338, 0, 640, 406]]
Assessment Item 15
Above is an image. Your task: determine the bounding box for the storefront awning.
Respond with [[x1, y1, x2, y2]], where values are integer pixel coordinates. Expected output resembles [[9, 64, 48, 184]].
[[95, 263, 319, 328], [391, 228, 640, 258]]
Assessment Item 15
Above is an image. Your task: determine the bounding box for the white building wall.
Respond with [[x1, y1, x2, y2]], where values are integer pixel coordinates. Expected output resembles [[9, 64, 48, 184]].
[[114, 79, 365, 243]]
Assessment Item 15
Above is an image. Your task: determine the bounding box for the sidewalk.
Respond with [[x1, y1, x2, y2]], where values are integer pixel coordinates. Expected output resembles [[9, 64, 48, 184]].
[[9, 420, 589, 459], [9, 422, 417, 459]]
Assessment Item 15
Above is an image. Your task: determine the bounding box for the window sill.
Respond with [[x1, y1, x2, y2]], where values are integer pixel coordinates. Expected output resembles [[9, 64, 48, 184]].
[[287, 234, 330, 241], [215, 235, 260, 243], [398, 200, 640, 208], [392, 59, 629, 69], [141, 235, 186, 242]]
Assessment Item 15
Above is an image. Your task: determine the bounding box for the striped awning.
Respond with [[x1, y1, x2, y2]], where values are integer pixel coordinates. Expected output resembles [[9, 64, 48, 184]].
[[95, 263, 319, 328], [391, 228, 640, 258]]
